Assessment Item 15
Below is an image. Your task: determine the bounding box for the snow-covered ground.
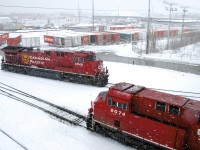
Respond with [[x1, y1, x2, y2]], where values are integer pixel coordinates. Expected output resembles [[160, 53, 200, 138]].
[[0, 54, 200, 149], [1, 29, 200, 149]]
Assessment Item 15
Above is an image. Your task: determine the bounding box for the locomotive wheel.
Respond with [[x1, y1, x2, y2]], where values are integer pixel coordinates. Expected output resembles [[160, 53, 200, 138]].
[[86, 115, 93, 130], [95, 124, 106, 136], [117, 137, 125, 145], [138, 142, 147, 150]]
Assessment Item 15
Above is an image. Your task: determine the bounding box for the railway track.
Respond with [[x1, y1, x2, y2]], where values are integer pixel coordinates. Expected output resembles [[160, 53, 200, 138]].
[[0, 82, 86, 127], [0, 129, 28, 150]]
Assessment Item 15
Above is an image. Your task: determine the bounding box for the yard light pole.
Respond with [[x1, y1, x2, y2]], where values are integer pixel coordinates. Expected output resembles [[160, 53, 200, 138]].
[[181, 8, 188, 44], [92, 0, 94, 31], [146, 0, 151, 54]]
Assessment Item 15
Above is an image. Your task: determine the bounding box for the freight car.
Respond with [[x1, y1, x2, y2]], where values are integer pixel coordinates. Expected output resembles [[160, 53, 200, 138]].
[[1, 46, 109, 86], [87, 82, 200, 149]]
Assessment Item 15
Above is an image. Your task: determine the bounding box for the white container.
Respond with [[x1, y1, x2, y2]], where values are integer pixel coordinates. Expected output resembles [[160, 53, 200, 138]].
[[65, 37, 72, 47], [71, 35, 81, 47], [22, 37, 40, 47]]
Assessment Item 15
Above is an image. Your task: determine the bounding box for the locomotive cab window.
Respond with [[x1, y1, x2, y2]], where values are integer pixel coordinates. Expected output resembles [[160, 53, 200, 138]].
[[123, 103, 127, 110], [45, 51, 50, 56], [56, 52, 64, 57], [156, 101, 166, 112], [86, 55, 95, 61], [61, 52, 64, 57], [107, 97, 128, 111], [74, 57, 84, 63], [101, 91, 107, 101], [169, 105, 180, 115], [108, 97, 112, 106], [112, 101, 117, 107]]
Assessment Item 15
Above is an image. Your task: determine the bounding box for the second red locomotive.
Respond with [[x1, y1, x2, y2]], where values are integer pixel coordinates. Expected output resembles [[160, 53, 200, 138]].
[[1, 46, 109, 86], [87, 82, 200, 149]]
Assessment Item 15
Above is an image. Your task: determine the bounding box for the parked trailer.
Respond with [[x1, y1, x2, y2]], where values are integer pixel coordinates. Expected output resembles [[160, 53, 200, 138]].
[[0, 33, 9, 45], [81, 35, 90, 45], [21, 37, 40, 47], [44, 34, 81, 47], [44, 35, 54, 45], [7, 35, 22, 46], [107, 29, 146, 42], [71, 35, 81, 47]]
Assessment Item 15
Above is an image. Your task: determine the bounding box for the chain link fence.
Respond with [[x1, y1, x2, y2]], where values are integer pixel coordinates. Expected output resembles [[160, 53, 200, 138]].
[[96, 52, 200, 75]]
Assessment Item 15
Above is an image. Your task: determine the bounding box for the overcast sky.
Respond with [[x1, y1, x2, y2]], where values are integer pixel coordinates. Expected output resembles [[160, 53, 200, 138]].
[[0, 0, 200, 16]]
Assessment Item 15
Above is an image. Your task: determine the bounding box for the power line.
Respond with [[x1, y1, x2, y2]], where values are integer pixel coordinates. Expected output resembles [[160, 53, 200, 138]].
[[150, 88, 200, 95], [0, 4, 147, 12], [149, 88, 200, 99]]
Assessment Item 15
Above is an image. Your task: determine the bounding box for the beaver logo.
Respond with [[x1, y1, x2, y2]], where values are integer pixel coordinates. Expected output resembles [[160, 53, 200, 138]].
[[21, 54, 30, 64]]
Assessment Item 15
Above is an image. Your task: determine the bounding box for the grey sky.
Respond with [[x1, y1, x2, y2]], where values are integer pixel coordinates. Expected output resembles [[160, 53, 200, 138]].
[[0, 0, 199, 16]]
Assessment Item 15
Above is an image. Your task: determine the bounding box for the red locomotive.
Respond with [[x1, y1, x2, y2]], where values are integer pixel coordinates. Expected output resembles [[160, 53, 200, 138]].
[[87, 82, 200, 149], [1, 46, 109, 86]]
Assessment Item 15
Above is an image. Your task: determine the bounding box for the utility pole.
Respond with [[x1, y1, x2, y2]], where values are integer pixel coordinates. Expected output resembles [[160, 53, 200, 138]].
[[146, 0, 151, 54], [92, 0, 94, 31], [180, 7, 188, 44], [164, 1, 177, 50]]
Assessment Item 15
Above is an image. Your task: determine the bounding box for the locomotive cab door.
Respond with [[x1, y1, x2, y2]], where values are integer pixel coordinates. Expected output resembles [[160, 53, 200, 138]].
[[106, 96, 128, 130]]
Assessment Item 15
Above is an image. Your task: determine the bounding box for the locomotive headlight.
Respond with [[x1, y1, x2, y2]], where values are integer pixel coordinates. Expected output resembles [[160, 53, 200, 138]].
[[198, 129, 200, 136], [98, 64, 103, 70]]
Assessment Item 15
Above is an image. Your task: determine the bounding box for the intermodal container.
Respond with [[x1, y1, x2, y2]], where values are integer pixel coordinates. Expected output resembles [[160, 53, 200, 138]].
[[54, 37, 62, 47], [81, 35, 90, 45], [22, 37, 40, 47], [90, 34, 96, 44], [132, 33, 139, 41], [0, 33, 9, 44], [44, 35, 54, 45], [7, 35, 22, 46], [111, 33, 120, 43], [71, 35, 81, 47], [65, 37, 72, 47], [106, 33, 112, 43]]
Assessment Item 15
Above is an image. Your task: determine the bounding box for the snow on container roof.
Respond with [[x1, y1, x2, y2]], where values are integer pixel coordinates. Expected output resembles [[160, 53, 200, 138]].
[[70, 23, 101, 27], [107, 29, 146, 34]]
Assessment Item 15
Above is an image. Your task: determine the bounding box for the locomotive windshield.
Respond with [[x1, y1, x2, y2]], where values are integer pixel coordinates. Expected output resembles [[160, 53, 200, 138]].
[[74, 57, 84, 62], [86, 55, 96, 61], [107, 97, 128, 111]]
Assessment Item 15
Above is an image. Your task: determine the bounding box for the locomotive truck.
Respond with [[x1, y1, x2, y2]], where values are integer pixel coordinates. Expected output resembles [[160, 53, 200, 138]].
[[1, 46, 109, 86], [87, 82, 200, 149]]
